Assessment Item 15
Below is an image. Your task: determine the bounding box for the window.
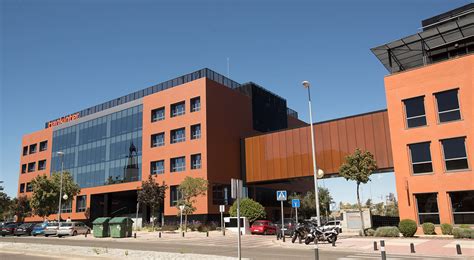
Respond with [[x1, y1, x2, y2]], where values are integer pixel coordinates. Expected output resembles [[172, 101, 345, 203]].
[[213, 184, 231, 205], [61, 200, 72, 213], [151, 160, 165, 174], [441, 137, 469, 171], [39, 141, 48, 151], [171, 156, 185, 172], [191, 154, 202, 169], [38, 160, 47, 171], [171, 101, 185, 117], [191, 97, 201, 112], [435, 89, 461, 123], [191, 124, 201, 140], [403, 96, 426, 128], [19, 183, 25, 193], [29, 143, 37, 154], [76, 195, 87, 213], [408, 142, 433, 174], [22, 146, 28, 156], [450, 190, 474, 224], [170, 186, 183, 206], [151, 133, 165, 147], [21, 164, 27, 174], [26, 182, 33, 192], [151, 107, 165, 122], [171, 128, 185, 144], [415, 193, 440, 224], [27, 162, 36, 172]]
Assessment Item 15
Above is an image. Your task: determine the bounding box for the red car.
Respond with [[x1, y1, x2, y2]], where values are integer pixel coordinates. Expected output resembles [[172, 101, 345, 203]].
[[250, 220, 277, 235]]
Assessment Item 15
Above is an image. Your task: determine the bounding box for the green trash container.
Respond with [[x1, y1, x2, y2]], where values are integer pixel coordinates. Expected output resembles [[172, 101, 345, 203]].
[[92, 217, 111, 238], [109, 217, 134, 238]]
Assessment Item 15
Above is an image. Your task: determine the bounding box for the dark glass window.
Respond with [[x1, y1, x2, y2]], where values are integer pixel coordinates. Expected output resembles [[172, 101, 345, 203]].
[[450, 190, 474, 224], [151, 160, 164, 174], [21, 164, 27, 174], [441, 137, 469, 171], [171, 101, 185, 117], [38, 160, 46, 171], [191, 124, 201, 140], [191, 154, 201, 169], [26, 182, 33, 192], [39, 141, 48, 151], [151, 133, 165, 147], [29, 143, 37, 154], [191, 97, 201, 112], [171, 128, 185, 144], [61, 200, 72, 213], [19, 183, 25, 193], [76, 195, 87, 212], [435, 89, 461, 123], [27, 162, 36, 172], [171, 156, 185, 172], [22, 146, 28, 156], [416, 193, 440, 224], [151, 107, 165, 122], [404, 96, 426, 128], [213, 184, 231, 205], [170, 186, 182, 206], [409, 142, 433, 174]]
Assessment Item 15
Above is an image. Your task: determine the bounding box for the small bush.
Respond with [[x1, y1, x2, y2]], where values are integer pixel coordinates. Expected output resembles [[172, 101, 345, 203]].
[[399, 219, 417, 237], [159, 224, 178, 231], [452, 228, 474, 239], [459, 224, 471, 229], [422, 222, 436, 235], [440, 223, 453, 235], [365, 228, 375, 236], [374, 226, 400, 237]]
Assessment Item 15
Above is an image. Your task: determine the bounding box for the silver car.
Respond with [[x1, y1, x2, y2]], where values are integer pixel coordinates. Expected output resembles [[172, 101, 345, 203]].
[[43, 222, 59, 237], [57, 222, 90, 237]]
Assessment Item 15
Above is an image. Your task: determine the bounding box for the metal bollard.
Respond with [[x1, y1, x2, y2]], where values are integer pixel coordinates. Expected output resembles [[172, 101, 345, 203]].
[[85, 232, 87, 238], [159, 232, 161, 238], [410, 243, 415, 253], [276, 232, 279, 240], [206, 231, 209, 237], [282, 233, 285, 242], [182, 232, 185, 238], [314, 242, 319, 260], [223, 229, 225, 236], [456, 244, 462, 255], [332, 238, 336, 247], [374, 241, 378, 251], [380, 240, 386, 260]]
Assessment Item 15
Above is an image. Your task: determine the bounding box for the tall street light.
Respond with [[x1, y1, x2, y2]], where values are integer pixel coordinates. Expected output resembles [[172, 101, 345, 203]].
[[57, 151, 65, 224], [302, 80, 321, 226]]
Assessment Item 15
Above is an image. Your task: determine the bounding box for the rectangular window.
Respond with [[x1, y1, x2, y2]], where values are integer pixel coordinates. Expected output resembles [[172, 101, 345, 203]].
[[151, 107, 165, 122], [151, 133, 165, 147], [26, 182, 33, 192], [61, 200, 72, 213], [76, 195, 87, 213], [191, 124, 201, 140], [450, 190, 474, 224], [171, 128, 185, 144], [28, 162, 36, 172], [151, 160, 165, 174], [171, 101, 185, 117], [170, 186, 182, 206], [415, 193, 440, 224], [191, 154, 202, 169], [22, 146, 28, 156], [441, 137, 469, 171], [191, 97, 201, 112], [19, 183, 25, 193], [21, 164, 27, 174], [39, 141, 48, 152], [29, 143, 37, 154], [38, 160, 47, 171], [403, 96, 427, 128], [408, 142, 433, 174], [171, 156, 185, 172], [213, 184, 231, 205], [435, 89, 461, 123]]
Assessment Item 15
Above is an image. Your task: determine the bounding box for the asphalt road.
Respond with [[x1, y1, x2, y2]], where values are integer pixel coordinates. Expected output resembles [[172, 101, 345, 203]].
[[0, 236, 459, 260]]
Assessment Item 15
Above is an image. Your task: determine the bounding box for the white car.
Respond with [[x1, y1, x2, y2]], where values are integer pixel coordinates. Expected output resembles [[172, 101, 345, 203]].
[[44, 222, 59, 237], [322, 220, 342, 233], [57, 222, 90, 237]]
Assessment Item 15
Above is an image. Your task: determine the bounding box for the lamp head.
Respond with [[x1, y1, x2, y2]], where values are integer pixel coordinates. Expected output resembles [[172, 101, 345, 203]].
[[302, 81, 310, 88]]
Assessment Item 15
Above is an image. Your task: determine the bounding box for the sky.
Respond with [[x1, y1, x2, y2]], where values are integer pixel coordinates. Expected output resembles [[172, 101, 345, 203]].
[[1, 0, 470, 202]]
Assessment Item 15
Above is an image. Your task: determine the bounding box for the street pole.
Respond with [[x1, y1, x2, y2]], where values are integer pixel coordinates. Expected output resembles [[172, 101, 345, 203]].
[[237, 183, 241, 260], [180, 207, 183, 231], [221, 210, 224, 235], [303, 81, 321, 227], [295, 207, 298, 224], [280, 200, 284, 241], [135, 202, 139, 231], [57, 152, 64, 225]]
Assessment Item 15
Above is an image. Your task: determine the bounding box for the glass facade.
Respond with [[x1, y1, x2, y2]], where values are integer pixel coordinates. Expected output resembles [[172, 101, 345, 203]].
[[51, 105, 143, 188]]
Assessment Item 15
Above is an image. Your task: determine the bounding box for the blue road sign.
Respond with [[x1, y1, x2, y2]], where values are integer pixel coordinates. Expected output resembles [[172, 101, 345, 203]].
[[292, 199, 300, 208], [276, 190, 287, 201]]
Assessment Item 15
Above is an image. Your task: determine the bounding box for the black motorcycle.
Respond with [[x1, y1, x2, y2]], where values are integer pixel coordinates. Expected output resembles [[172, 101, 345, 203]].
[[304, 224, 338, 245], [291, 221, 311, 243]]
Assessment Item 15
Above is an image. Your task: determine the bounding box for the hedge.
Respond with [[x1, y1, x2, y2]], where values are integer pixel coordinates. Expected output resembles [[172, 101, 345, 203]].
[[422, 222, 436, 235], [398, 219, 417, 237], [374, 226, 400, 237], [452, 228, 474, 239], [440, 223, 453, 235]]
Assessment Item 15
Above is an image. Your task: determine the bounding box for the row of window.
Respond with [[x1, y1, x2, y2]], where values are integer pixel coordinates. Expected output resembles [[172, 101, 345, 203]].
[[151, 97, 201, 122], [404, 89, 461, 128], [21, 160, 47, 173], [415, 190, 473, 225], [151, 124, 201, 147], [409, 136, 469, 174], [150, 154, 202, 174], [60, 195, 87, 213], [170, 184, 234, 206], [22, 141, 48, 156], [19, 182, 33, 193]]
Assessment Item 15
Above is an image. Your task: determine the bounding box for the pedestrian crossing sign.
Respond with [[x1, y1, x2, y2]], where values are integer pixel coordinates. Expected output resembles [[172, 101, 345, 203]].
[[276, 190, 287, 201]]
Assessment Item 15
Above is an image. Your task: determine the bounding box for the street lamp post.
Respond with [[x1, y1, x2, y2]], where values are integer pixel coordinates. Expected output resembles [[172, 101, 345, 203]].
[[57, 151, 65, 224], [302, 81, 321, 226]]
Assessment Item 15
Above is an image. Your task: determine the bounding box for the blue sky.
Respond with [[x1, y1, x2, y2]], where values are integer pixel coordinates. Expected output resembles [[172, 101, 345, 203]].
[[1, 0, 469, 202]]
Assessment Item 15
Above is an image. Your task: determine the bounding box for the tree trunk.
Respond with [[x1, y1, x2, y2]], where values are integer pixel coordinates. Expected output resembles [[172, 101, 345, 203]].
[[151, 206, 155, 230], [184, 212, 188, 232], [356, 183, 366, 236]]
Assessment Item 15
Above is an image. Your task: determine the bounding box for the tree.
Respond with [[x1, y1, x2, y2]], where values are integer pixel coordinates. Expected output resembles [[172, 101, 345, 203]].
[[0, 192, 12, 221], [10, 196, 32, 222], [288, 187, 334, 220], [339, 149, 377, 236], [137, 174, 167, 229], [176, 177, 208, 231], [229, 198, 266, 223]]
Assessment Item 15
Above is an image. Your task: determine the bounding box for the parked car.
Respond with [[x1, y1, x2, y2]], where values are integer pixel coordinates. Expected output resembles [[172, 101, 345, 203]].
[[31, 223, 48, 236], [250, 220, 277, 235], [276, 218, 297, 237], [57, 222, 90, 237], [322, 220, 342, 233], [13, 223, 35, 236], [44, 222, 59, 237], [1, 223, 21, 236]]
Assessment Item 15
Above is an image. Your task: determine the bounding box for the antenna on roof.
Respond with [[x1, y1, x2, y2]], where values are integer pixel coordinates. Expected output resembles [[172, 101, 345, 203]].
[[227, 57, 230, 77]]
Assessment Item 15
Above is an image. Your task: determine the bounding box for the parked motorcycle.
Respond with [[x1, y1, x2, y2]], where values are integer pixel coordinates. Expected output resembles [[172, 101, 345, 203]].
[[304, 224, 338, 245], [291, 221, 311, 243]]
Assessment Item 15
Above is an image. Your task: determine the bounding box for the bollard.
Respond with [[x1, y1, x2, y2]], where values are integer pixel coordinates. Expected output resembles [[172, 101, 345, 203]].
[[206, 231, 209, 237], [282, 233, 285, 242], [182, 232, 185, 238], [276, 232, 279, 240], [223, 229, 225, 236], [314, 242, 319, 260], [159, 232, 161, 238], [380, 240, 386, 260], [374, 241, 378, 251], [134, 233, 136, 239], [332, 238, 336, 247], [456, 244, 462, 255], [85, 232, 87, 238], [410, 243, 415, 253]]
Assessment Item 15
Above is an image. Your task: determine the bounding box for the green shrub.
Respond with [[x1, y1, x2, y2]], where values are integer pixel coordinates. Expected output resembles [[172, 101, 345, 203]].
[[440, 223, 453, 235], [422, 222, 436, 235], [459, 224, 471, 229], [398, 219, 417, 237], [365, 228, 375, 236], [452, 228, 474, 239], [159, 224, 178, 231], [229, 198, 266, 223], [374, 226, 400, 237]]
